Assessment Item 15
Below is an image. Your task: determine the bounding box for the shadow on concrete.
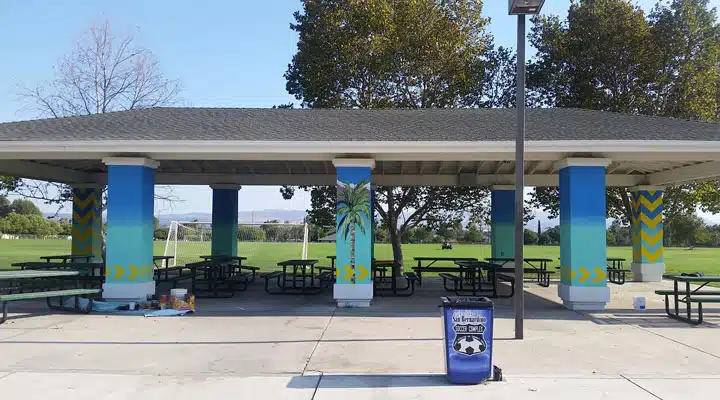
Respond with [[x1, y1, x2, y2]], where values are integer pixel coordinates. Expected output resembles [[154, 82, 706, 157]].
[[286, 374, 461, 389]]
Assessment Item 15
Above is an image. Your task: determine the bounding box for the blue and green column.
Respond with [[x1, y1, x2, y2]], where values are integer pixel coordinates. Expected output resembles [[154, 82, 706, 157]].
[[490, 186, 515, 258], [210, 185, 240, 257], [556, 158, 611, 311], [102, 157, 157, 301], [333, 158, 375, 307], [630, 186, 665, 281], [71, 185, 103, 262]]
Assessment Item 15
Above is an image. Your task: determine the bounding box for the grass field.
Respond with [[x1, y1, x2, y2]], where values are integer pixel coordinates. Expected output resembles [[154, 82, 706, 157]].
[[0, 239, 718, 276]]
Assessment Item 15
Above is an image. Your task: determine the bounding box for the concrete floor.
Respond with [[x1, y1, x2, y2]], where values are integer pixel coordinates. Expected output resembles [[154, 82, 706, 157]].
[[1, 278, 719, 399]]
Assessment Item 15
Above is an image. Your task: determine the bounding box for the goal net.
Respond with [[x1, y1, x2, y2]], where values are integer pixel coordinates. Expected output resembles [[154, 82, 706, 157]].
[[163, 221, 309, 268]]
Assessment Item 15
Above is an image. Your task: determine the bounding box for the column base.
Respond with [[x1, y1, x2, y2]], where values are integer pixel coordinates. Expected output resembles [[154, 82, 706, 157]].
[[334, 283, 373, 308], [558, 283, 610, 311], [102, 281, 155, 302], [631, 262, 665, 282]]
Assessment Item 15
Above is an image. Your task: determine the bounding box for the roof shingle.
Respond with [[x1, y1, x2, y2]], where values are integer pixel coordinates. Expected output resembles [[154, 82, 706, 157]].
[[0, 107, 717, 142]]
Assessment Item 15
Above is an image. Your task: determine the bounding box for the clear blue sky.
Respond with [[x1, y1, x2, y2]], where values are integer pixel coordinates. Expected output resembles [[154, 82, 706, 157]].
[[1, 0, 717, 217]]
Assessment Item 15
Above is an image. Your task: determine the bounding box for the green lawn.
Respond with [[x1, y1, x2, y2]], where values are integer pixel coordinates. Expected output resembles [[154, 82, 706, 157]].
[[0, 239, 717, 276]]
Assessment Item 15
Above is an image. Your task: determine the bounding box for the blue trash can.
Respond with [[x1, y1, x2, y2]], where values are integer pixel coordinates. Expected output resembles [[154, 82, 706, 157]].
[[441, 296, 494, 384]]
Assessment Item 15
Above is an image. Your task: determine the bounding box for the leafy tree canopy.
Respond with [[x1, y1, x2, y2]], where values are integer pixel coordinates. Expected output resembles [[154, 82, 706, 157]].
[[528, 0, 720, 227]]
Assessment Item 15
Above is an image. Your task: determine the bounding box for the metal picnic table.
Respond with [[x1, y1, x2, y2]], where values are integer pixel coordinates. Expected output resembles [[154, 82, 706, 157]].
[[412, 257, 478, 285], [484, 257, 554, 287], [40, 255, 93, 263], [660, 275, 720, 325], [1, 270, 82, 294], [451, 260, 515, 298], [265, 259, 322, 294], [372, 259, 417, 297], [153, 255, 175, 269]]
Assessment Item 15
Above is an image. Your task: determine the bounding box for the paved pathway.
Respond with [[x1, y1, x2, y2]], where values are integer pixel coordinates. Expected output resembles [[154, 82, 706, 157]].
[[1, 279, 718, 399]]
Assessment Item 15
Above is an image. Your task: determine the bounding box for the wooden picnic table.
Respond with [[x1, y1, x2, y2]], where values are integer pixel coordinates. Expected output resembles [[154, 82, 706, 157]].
[[412, 257, 478, 285], [657, 275, 720, 325], [40, 255, 93, 263], [484, 257, 554, 287]]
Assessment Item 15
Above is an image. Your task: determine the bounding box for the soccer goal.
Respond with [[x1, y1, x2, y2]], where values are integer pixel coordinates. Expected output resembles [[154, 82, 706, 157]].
[[163, 221, 309, 267]]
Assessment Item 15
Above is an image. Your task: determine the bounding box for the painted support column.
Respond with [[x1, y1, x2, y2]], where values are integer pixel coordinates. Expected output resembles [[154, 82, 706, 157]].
[[556, 158, 612, 311], [630, 186, 665, 281], [333, 158, 375, 307], [370, 187, 376, 263], [490, 186, 515, 258], [210, 185, 240, 257], [102, 157, 157, 301], [71, 185, 103, 262]]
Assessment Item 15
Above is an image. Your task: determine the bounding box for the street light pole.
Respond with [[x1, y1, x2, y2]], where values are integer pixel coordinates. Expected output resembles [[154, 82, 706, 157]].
[[514, 13, 526, 340]]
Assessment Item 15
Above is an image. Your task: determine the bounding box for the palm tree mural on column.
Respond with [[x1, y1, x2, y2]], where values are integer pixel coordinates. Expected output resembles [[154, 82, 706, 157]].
[[337, 179, 371, 283]]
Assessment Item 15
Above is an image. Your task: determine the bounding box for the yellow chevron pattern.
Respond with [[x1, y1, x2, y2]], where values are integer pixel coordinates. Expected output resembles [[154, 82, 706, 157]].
[[72, 188, 102, 259], [632, 190, 664, 265], [106, 264, 153, 281], [641, 230, 663, 246], [641, 246, 664, 263], [640, 195, 662, 211]]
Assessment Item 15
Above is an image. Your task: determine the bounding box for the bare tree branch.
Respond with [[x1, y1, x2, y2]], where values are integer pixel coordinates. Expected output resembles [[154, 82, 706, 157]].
[[4, 21, 182, 209]]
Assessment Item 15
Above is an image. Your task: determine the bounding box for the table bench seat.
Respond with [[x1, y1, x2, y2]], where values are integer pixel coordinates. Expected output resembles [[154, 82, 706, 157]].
[[655, 289, 720, 296], [1, 288, 101, 324], [689, 297, 720, 303]]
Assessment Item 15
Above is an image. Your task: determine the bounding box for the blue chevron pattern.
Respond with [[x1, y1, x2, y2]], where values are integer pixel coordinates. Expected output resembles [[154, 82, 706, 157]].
[[632, 190, 664, 264], [72, 188, 102, 258]]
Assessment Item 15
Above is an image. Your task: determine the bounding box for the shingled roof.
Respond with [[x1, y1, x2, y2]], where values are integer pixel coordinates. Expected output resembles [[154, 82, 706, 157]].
[[0, 107, 718, 142]]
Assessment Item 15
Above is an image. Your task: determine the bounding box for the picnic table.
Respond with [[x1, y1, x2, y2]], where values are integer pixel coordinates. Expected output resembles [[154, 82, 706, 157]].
[[153, 255, 175, 269], [0, 270, 99, 324], [12, 261, 104, 277], [443, 260, 515, 298], [40, 255, 93, 263], [412, 257, 478, 286], [606, 257, 629, 284], [262, 259, 324, 295], [656, 275, 720, 325], [372, 259, 417, 297], [484, 257, 555, 287]]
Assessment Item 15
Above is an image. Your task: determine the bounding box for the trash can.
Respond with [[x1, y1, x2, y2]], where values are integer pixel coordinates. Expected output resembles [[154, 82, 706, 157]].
[[440, 296, 494, 384]]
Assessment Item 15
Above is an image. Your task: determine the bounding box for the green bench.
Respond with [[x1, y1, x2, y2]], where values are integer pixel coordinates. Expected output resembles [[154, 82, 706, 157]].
[[1, 288, 101, 324]]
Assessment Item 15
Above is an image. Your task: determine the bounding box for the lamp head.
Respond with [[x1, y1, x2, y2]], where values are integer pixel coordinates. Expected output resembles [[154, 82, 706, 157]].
[[509, 0, 545, 15]]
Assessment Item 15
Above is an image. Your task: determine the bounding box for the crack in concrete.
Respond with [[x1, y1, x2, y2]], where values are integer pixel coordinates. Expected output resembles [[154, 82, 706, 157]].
[[621, 374, 664, 400], [302, 309, 336, 376]]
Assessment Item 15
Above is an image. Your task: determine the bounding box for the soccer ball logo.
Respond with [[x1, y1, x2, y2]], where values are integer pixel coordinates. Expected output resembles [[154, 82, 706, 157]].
[[452, 324, 486, 355]]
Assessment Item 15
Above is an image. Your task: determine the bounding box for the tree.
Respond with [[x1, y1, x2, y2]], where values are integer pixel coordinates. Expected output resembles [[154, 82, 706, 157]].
[[2, 21, 180, 210], [528, 0, 720, 225], [538, 231, 552, 245], [463, 224, 484, 244], [11, 199, 42, 216], [0, 196, 12, 218], [648, 0, 720, 121], [695, 226, 713, 246], [545, 226, 561, 245], [606, 230, 616, 245], [668, 213, 706, 246], [524, 229, 539, 245], [283, 0, 517, 272]]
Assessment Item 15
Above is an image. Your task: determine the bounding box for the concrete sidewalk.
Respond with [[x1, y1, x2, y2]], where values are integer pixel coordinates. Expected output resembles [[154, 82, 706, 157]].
[[1, 278, 719, 399]]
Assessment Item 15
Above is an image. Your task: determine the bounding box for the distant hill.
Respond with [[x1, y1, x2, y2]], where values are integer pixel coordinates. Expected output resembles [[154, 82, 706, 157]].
[[157, 210, 307, 225]]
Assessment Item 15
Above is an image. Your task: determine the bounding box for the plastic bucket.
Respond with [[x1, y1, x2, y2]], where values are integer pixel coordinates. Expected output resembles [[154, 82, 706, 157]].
[[633, 296, 646, 310]]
